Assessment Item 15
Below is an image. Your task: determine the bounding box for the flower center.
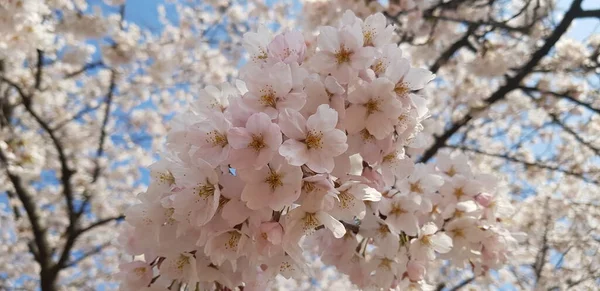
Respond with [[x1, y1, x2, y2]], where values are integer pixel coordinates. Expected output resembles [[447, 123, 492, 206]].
[[305, 130, 323, 149], [360, 129, 375, 142], [365, 99, 381, 115], [264, 169, 284, 190], [390, 204, 407, 216], [249, 134, 266, 152], [259, 88, 277, 108], [445, 166, 457, 177], [196, 181, 215, 198], [372, 60, 386, 75], [335, 46, 353, 64], [454, 187, 465, 199], [421, 235, 432, 246], [363, 29, 375, 46], [302, 212, 320, 233], [338, 190, 355, 209], [452, 228, 465, 238], [206, 130, 228, 147], [394, 82, 410, 97], [158, 171, 175, 185], [133, 267, 147, 276], [410, 182, 423, 194], [377, 223, 390, 236], [379, 258, 393, 270], [225, 231, 242, 250], [176, 255, 190, 270], [382, 152, 398, 164]]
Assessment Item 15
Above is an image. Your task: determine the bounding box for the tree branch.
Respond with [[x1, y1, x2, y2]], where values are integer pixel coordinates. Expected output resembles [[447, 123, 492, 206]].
[[578, 9, 600, 19], [77, 215, 125, 236], [418, 0, 584, 163], [64, 241, 113, 269], [519, 86, 600, 115], [448, 145, 599, 185]]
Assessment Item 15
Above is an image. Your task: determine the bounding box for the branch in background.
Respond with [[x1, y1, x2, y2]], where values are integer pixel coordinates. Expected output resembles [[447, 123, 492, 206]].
[[64, 61, 104, 79], [35, 50, 43, 90], [578, 9, 600, 19], [519, 86, 600, 115], [418, 0, 585, 163], [91, 71, 117, 183], [77, 215, 125, 235], [64, 241, 113, 269], [448, 277, 475, 291], [0, 149, 52, 272], [448, 145, 599, 185], [429, 24, 479, 74], [533, 198, 551, 285], [522, 89, 600, 156]]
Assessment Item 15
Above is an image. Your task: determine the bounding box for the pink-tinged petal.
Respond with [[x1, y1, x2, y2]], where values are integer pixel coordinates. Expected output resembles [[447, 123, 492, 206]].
[[410, 94, 429, 118], [278, 109, 307, 140], [321, 129, 348, 157], [228, 148, 257, 169], [279, 139, 309, 166], [222, 199, 251, 227], [264, 123, 283, 148], [384, 58, 410, 83], [241, 182, 272, 210], [306, 151, 334, 173], [306, 104, 338, 132], [316, 212, 346, 238], [271, 186, 300, 210], [396, 214, 419, 236], [430, 232, 453, 254], [278, 91, 307, 112], [344, 105, 368, 134], [339, 24, 363, 50], [371, 77, 396, 95], [366, 113, 394, 139], [347, 84, 369, 104], [317, 26, 341, 52], [227, 127, 251, 149], [309, 52, 337, 72], [238, 166, 269, 183], [404, 67, 434, 90], [246, 112, 273, 134], [269, 62, 294, 97], [350, 47, 375, 69], [254, 148, 276, 169], [421, 223, 438, 236]]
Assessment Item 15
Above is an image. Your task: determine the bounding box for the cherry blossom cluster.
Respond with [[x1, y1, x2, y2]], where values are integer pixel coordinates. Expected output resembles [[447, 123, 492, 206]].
[[118, 11, 519, 291]]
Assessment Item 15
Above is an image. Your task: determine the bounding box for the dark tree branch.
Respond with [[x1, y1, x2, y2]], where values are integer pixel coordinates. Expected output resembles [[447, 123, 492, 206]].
[[578, 9, 600, 19], [418, 0, 584, 163], [35, 50, 43, 90], [64, 241, 113, 269], [448, 277, 475, 291], [429, 24, 479, 74], [64, 61, 104, 79], [519, 86, 600, 115], [91, 71, 116, 183], [533, 198, 551, 285], [448, 145, 599, 185], [0, 149, 53, 279], [77, 215, 125, 235]]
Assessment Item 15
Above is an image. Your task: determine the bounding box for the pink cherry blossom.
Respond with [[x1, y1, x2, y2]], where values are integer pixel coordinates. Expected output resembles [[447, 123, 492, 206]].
[[279, 104, 348, 173], [227, 112, 282, 170], [238, 154, 302, 211]]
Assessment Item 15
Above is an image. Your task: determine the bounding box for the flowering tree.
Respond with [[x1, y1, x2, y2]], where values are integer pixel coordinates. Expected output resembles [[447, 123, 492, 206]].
[[1, 0, 599, 290], [299, 0, 600, 289], [117, 9, 522, 291], [0, 0, 291, 290]]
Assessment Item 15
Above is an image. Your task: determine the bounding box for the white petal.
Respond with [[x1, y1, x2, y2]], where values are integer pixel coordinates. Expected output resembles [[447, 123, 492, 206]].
[[317, 212, 346, 238]]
